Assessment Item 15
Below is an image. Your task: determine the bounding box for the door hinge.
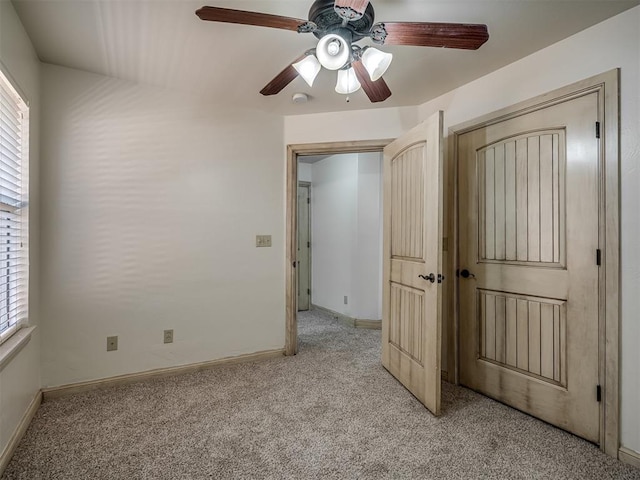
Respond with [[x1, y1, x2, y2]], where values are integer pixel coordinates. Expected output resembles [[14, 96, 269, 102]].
[[307, 197, 310, 204], [307, 241, 310, 248], [595, 121, 601, 139], [307, 288, 310, 295], [596, 384, 602, 402], [596, 248, 601, 266]]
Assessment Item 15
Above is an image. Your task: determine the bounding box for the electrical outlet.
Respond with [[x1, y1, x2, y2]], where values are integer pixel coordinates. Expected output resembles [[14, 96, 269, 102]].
[[164, 329, 173, 344], [107, 336, 118, 352], [344, 296, 348, 305], [256, 235, 272, 247]]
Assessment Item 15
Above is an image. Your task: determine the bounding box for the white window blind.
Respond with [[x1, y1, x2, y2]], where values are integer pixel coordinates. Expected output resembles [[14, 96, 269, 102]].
[[0, 69, 28, 345]]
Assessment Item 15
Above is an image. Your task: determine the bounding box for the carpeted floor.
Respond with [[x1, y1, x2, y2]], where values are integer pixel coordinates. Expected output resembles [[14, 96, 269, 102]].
[[3, 309, 639, 479]]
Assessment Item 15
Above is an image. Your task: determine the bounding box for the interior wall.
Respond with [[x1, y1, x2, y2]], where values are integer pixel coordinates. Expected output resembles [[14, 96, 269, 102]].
[[297, 163, 312, 183], [284, 105, 419, 146], [310, 154, 358, 316], [309, 153, 382, 320], [415, 6, 639, 453], [0, 0, 41, 459], [40, 64, 285, 387], [352, 152, 383, 320]]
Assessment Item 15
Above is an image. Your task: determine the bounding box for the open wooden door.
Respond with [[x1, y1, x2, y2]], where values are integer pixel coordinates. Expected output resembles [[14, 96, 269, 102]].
[[382, 111, 444, 415]]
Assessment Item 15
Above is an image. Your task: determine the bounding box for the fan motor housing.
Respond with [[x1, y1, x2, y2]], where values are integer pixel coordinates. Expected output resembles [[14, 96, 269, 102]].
[[308, 0, 375, 42]]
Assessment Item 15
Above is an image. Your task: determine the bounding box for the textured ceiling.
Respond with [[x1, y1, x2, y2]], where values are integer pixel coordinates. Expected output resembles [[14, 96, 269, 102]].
[[12, 0, 640, 115]]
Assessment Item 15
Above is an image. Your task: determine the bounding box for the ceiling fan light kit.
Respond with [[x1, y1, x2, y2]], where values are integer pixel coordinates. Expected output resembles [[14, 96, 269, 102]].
[[316, 31, 352, 70], [196, 0, 489, 103], [335, 66, 361, 94], [361, 47, 393, 82], [292, 54, 322, 87]]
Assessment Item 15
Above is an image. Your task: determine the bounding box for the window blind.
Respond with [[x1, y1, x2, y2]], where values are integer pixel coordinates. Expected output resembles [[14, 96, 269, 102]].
[[0, 69, 28, 345]]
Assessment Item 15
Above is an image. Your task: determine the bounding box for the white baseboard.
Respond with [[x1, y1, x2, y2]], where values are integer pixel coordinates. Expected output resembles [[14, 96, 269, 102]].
[[0, 391, 42, 476], [42, 348, 284, 400], [619, 447, 640, 469], [310, 304, 381, 330]]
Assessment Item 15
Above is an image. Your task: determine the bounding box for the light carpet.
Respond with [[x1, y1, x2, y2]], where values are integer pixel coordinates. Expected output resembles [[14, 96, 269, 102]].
[[3, 309, 639, 479]]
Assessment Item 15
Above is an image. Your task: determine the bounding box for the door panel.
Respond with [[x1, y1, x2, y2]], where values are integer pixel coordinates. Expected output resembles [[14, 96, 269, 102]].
[[382, 111, 443, 415], [478, 290, 566, 386], [458, 93, 600, 442], [478, 131, 565, 266]]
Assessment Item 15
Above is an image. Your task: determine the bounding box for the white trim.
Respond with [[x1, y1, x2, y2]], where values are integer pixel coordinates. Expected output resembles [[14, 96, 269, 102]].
[[0, 326, 35, 372], [0, 390, 41, 476], [0, 59, 30, 107], [42, 348, 284, 400]]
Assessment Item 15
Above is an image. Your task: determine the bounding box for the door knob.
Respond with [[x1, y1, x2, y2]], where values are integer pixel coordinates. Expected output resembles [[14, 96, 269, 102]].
[[419, 273, 436, 283], [458, 269, 475, 279]]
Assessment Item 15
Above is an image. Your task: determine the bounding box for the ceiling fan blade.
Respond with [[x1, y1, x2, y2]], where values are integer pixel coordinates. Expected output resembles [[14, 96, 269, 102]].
[[334, 0, 370, 16], [260, 55, 307, 96], [377, 22, 489, 49], [352, 60, 391, 103], [196, 6, 307, 32]]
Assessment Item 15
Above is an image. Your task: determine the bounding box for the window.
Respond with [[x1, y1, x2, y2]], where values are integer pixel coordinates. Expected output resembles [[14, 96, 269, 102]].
[[0, 69, 29, 345]]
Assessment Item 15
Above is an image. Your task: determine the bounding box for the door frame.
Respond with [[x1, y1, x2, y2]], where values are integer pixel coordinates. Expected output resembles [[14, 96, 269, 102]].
[[285, 140, 392, 356], [448, 69, 620, 456], [297, 181, 312, 311]]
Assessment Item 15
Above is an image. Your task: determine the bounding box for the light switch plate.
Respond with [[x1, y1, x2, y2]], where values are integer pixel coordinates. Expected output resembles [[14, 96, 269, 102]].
[[256, 235, 272, 247]]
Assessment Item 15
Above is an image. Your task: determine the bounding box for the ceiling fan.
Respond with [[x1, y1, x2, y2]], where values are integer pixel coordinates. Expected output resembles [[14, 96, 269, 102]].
[[196, 0, 489, 103]]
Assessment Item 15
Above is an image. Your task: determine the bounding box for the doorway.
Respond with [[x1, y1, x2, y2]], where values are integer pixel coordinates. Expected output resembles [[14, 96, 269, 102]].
[[286, 114, 446, 419], [285, 141, 391, 355], [295, 151, 384, 329]]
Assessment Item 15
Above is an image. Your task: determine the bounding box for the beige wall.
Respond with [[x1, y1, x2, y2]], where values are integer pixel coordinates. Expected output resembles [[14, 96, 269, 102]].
[[2, 0, 638, 461], [284, 105, 419, 145], [40, 64, 286, 387], [0, 0, 41, 459]]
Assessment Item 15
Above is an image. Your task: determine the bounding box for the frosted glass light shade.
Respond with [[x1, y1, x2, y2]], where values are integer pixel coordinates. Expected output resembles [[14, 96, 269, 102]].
[[361, 47, 393, 81], [316, 33, 350, 70], [335, 67, 361, 94], [293, 55, 321, 87]]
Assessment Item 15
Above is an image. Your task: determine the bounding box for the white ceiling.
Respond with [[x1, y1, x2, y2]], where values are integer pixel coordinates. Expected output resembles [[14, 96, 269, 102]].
[[12, 0, 639, 115]]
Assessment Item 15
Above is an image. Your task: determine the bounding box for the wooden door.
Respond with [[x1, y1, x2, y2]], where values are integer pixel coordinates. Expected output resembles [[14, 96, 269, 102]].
[[458, 92, 600, 442], [382, 111, 444, 415], [297, 183, 311, 311]]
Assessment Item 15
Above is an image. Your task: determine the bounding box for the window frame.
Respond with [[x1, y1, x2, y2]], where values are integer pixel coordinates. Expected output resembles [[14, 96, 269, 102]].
[[0, 65, 29, 346]]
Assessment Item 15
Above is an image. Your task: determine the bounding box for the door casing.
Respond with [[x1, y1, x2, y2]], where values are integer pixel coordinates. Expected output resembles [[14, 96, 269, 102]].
[[297, 181, 312, 311], [448, 69, 620, 456]]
